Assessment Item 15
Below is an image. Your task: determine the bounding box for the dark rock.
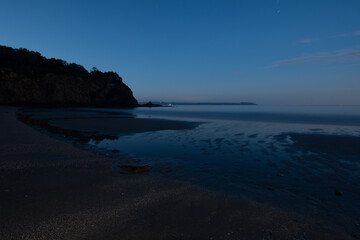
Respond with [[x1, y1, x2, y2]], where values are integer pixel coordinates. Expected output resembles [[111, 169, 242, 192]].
[[140, 101, 162, 107], [276, 173, 284, 177], [352, 234, 360, 239], [0, 45, 138, 108], [262, 229, 275, 240], [334, 189, 343, 196], [112, 149, 120, 153], [117, 165, 152, 174]]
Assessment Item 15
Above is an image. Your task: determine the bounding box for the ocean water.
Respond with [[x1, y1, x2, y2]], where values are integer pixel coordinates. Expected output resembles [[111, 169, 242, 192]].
[[26, 105, 360, 231]]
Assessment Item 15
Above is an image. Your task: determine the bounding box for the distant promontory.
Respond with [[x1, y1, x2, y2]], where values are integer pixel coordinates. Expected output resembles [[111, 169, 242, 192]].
[[166, 102, 257, 106], [0, 45, 138, 108]]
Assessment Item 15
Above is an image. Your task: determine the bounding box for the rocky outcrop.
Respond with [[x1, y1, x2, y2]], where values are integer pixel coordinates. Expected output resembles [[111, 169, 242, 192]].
[[140, 101, 162, 107], [117, 165, 152, 174], [0, 45, 138, 107]]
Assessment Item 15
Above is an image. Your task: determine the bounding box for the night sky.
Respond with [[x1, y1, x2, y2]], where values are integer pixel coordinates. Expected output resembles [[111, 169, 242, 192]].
[[1, 0, 359, 105]]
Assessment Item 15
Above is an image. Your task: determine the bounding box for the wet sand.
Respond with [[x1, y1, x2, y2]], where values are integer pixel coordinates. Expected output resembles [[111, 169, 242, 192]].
[[21, 108, 201, 136], [0, 107, 353, 239]]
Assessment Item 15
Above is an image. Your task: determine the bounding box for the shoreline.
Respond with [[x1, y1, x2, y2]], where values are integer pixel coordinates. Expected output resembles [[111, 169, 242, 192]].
[[0, 107, 353, 239]]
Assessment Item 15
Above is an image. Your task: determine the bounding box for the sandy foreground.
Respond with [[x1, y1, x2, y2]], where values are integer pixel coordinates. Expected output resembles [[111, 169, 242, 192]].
[[0, 107, 353, 240]]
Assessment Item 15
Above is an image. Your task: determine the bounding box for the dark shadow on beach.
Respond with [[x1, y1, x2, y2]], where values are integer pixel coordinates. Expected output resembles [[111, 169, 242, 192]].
[[19, 108, 201, 144]]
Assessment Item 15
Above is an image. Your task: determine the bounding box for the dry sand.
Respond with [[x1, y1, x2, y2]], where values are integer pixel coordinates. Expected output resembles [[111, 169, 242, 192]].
[[0, 107, 353, 239]]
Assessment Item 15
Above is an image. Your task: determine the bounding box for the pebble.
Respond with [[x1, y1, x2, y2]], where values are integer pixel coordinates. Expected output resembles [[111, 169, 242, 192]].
[[334, 189, 343, 196], [352, 234, 360, 239], [262, 229, 274, 240]]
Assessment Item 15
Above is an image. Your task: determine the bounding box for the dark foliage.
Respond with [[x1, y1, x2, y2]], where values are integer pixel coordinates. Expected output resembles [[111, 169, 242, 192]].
[[0, 45, 138, 107], [0, 45, 120, 80]]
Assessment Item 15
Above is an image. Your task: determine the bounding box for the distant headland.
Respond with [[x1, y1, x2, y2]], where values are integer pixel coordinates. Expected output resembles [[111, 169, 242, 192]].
[[0, 45, 138, 108], [164, 102, 257, 106]]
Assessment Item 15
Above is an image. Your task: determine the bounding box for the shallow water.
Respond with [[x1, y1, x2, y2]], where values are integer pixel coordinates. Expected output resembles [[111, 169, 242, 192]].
[[24, 105, 360, 232]]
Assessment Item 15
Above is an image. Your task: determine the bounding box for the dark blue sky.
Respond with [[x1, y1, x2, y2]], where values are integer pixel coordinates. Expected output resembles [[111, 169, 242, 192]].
[[1, 0, 359, 104]]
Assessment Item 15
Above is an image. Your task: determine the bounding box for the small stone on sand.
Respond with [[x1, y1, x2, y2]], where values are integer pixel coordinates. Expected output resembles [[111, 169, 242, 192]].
[[334, 189, 343, 196]]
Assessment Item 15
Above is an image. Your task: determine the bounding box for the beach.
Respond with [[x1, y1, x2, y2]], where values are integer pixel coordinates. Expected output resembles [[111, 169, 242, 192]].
[[0, 106, 354, 239]]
